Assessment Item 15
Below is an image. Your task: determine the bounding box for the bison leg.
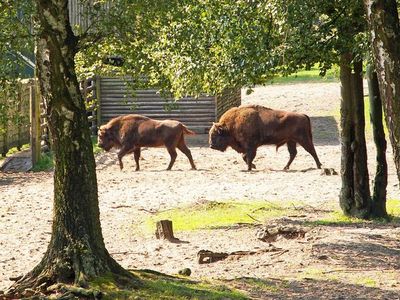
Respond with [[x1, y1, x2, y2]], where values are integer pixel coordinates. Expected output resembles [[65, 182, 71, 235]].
[[297, 139, 322, 169], [117, 146, 132, 170], [245, 148, 257, 171], [177, 138, 196, 170], [166, 147, 177, 170], [242, 154, 256, 169], [284, 141, 297, 170], [133, 147, 141, 171]]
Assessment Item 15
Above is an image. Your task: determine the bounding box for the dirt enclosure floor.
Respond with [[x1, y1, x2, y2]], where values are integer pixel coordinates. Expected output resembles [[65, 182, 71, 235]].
[[1, 82, 400, 299]]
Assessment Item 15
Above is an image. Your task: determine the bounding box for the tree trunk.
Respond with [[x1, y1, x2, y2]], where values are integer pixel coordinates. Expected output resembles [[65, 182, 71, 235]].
[[339, 53, 355, 214], [352, 59, 371, 214], [367, 65, 388, 218], [364, 0, 400, 187], [6, 1, 134, 297], [339, 53, 371, 218]]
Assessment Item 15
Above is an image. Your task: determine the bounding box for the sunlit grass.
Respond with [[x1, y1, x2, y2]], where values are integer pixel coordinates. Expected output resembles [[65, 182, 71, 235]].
[[144, 200, 299, 233], [307, 199, 400, 226], [269, 66, 339, 85], [91, 135, 102, 155], [90, 271, 249, 300], [356, 277, 377, 288], [0, 143, 30, 160]]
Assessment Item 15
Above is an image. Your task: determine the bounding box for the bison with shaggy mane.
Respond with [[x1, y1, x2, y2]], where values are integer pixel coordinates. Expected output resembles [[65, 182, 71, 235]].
[[209, 105, 322, 171]]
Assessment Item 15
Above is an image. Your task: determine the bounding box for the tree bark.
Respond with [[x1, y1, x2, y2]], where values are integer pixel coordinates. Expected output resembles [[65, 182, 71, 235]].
[[6, 1, 134, 297], [339, 53, 355, 214], [364, 0, 400, 187], [339, 53, 371, 218], [367, 65, 388, 218], [352, 59, 371, 215]]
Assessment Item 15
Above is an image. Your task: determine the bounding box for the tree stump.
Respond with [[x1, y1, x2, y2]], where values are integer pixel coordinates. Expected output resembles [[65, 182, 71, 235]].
[[155, 220, 175, 241]]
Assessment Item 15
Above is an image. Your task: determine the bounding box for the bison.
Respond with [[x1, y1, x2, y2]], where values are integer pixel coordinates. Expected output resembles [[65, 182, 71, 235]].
[[98, 114, 197, 171], [209, 104, 322, 171]]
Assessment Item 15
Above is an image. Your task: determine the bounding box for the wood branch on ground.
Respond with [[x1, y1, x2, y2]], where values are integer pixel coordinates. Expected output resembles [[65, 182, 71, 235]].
[[256, 225, 307, 242], [197, 245, 283, 264]]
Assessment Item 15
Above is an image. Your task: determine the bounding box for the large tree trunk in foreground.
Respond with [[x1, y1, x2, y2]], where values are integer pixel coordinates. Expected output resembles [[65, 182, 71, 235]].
[[339, 53, 371, 218], [6, 1, 133, 297], [365, 0, 400, 187], [367, 65, 388, 218]]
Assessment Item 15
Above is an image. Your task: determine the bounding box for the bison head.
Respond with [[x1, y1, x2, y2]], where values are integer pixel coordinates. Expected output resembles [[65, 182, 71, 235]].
[[97, 125, 115, 151], [209, 122, 230, 152]]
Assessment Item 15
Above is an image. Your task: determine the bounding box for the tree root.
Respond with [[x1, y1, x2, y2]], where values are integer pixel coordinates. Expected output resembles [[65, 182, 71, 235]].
[[4, 263, 140, 299]]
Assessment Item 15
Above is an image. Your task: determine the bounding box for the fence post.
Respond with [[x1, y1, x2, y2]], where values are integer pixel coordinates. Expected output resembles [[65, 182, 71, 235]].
[[30, 81, 41, 166], [95, 75, 102, 127]]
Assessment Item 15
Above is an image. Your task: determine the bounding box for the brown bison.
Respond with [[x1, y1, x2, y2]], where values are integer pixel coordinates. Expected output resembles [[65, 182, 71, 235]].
[[98, 114, 197, 171], [209, 105, 322, 171]]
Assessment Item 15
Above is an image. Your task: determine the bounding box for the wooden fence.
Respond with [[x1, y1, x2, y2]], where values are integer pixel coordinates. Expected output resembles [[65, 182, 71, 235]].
[[0, 76, 240, 168], [0, 79, 33, 156], [95, 77, 241, 133]]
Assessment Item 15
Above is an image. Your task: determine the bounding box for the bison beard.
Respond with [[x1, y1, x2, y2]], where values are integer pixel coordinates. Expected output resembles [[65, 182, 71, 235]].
[[209, 105, 322, 171], [98, 114, 197, 171]]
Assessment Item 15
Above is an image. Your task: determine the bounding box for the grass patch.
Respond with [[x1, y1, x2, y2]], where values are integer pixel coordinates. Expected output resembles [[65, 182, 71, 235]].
[[0, 143, 30, 160], [144, 200, 298, 233], [90, 271, 249, 300], [269, 66, 339, 85], [91, 135, 102, 155], [307, 199, 400, 226], [29, 136, 102, 172], [31, 152, 54, 172], [356, 277, 377, 288]]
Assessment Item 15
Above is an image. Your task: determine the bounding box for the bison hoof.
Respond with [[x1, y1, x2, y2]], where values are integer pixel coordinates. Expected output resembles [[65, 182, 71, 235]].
[[252, 164, 256, 169]]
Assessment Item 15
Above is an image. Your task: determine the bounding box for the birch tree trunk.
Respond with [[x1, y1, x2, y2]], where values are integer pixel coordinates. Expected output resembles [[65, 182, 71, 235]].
[[364, 0, 400, 187], [6, 1, 134, 297]]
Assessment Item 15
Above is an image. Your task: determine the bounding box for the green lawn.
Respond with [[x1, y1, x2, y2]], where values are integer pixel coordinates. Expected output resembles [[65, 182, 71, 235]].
[[268, 66, 339, 85]]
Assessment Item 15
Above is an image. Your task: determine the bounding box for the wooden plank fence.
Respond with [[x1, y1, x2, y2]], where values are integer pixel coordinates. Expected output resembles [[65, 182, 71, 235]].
[[0, 79, 33, 156], [96, 77, 241, 133], [0, 75, 240, 169]]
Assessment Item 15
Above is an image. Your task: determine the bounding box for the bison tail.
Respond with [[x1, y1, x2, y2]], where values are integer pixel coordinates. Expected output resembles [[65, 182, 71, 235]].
[[182, 125, 196, 135], [304, 114, 313, 140]]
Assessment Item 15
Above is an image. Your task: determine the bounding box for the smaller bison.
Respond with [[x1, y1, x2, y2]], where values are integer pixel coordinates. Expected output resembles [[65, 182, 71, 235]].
[[98, 114, 196, 171], [209, 105, 322, 171]]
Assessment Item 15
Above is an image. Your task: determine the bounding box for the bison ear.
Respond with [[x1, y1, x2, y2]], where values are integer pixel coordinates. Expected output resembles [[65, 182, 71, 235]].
[[216, 124, 228, 135]]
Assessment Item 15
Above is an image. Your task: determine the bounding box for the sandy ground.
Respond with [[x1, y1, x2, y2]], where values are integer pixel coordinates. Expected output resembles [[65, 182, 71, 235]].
[[1, 82, 400, 298]]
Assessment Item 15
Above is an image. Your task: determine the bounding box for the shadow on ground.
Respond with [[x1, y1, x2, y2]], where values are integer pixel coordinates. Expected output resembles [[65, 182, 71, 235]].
[[310, 116, 339, 146], [226, 277, 400, 300]]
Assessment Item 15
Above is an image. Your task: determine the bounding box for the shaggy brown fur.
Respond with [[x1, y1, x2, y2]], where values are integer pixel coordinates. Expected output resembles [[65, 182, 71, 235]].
[[209, 104, 322, 171], [98, 114, 196, 171]]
